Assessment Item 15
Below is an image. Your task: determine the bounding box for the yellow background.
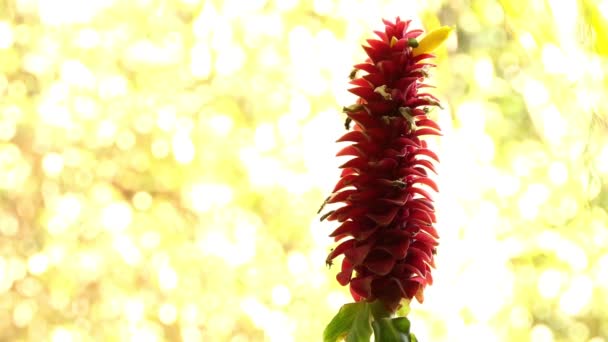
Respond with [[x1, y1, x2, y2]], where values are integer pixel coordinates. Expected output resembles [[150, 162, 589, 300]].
[[0, 0, 607, 341]]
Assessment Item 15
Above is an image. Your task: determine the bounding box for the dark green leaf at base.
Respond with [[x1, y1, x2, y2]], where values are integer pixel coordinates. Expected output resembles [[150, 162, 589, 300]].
[[323, 302, 373, 342]]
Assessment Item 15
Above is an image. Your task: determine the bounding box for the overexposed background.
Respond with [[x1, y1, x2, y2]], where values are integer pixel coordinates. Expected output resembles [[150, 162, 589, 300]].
[[0, 0, 607, 341]]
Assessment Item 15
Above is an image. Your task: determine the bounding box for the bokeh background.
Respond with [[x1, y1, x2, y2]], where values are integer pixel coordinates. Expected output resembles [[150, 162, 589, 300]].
[[0, 0, 607, 341]]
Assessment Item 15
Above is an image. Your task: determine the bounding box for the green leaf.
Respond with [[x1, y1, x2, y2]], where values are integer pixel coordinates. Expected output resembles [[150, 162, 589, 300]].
[[391, 317, 411, 333], [395, 300, 411, 317], [323, 302, 373, 342], [371, 316, 413, 342]]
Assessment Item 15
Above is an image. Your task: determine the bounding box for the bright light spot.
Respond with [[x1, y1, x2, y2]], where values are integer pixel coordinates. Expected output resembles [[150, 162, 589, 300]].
[[240, 297, 269, 328], [474, 58, 494, 88], [27, 253, 49, 275], [0, 214, 19, 236], [596, 254, 608, 285], [13, 300, 37, 327], [241, 297, 295, 341], [522, 79, 550, 108], [140, 231, 161, 250], [464, 324, 499, 342], [478, 133, 495, 163], [3, 258, 27, 289], [287, 251, 309, 276], [74, 28, 100, 49], [130, 326, 159, 342], [51, 327, 75, 342], [295, 69, 328, 96], [60, 59, 95, 88], [548, 162, 568, 185], [271, 285, 291, 306], [559, 275, 593, 315], [181, 303, 199, 324], [158, 263, 178, 291], [113, 236, 142, 266], [597, 144, 608, 173], [187, 183, 233, 213], [0, 21, 14, 49], [259, 48, 281, 67], [96, 120, 117, 144], [495, 173, 520, 197], [0, 144, 30, 190], [42, 153, 64, 177], [158, 303, 178, 325], [197, 223, 256, 266], [73, 95, 98, 119], [151, 139, 170, 159], [559, 241, 588, 271], [240, 149, 282, 187], [0, 256, 10, 292], [302, 110, 341, 188], [313, 0, 333, 15], [289, 92, 311, 120], [458, 263, 511, 322], [509, 306, 531, 328], [277, 114, 299, 143], [600, 0, 608, 19], [255, 123, 276, 152], [289, 26, 314, 65], [38, 0, 110, 25], [123, 298, 145, 322], [37, 102, 72, 128], [211, 19, 233, 51], [547, 0, 578, 41], [275, 0, 298, 11], [132, 191, 153, 211], [98, 75, 128, 99], [316, 29, 343, 69], [181, 326, 202, 342], [541, 44, 567, 74], [530, 324, 554, 342], [0, 119, 16, 141], [116, 131, 136, 150], [536, 231, 588, 271], [77, 252, 102, 281], [172, 133, 195, 164], [215, 45, 245, 76], [518, 183, 550, 220], [101, 202, 133, 233], [456, 101, 486, 133], [222, 0, 268, 14], [156, 106, 177, 132], [326, 291, 350, 311], [519, 32, 537, 51], [124, 39, 182, 67], [208, 115, 233, 137], [537, 269, 563, 299], [135, 114, 155, 134], [190, 43, 212, 79]]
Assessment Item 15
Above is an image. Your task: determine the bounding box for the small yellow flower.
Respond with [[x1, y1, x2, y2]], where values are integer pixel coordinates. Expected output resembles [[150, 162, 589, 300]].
[[412, 26, 454, 56]]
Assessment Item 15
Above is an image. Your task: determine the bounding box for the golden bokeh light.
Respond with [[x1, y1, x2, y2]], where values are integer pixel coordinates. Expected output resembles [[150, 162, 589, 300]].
[[0, 0, 607, 341]]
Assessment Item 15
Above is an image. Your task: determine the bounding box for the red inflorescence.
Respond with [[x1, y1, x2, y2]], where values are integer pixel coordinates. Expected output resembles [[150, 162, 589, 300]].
[[322, 18, 442, 313]]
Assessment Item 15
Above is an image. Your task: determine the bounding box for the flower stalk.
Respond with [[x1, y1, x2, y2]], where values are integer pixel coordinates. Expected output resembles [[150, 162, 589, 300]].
[[321, 18, 452, 341]]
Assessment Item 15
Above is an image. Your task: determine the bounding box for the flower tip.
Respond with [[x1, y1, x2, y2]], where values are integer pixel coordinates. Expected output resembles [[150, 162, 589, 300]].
[[412, 26, 454, 56]]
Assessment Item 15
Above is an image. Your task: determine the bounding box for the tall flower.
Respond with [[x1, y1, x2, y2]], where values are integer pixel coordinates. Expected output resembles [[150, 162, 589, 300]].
[[321, 18, 451, 315]]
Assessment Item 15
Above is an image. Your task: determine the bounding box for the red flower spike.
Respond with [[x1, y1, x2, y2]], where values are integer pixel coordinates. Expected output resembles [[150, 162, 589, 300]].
[[320, 17, 450, 315]]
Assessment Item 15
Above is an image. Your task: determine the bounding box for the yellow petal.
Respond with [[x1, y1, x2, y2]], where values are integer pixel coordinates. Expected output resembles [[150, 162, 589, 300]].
[[390, 36, 398, 48], [412, 26, 454, 56]]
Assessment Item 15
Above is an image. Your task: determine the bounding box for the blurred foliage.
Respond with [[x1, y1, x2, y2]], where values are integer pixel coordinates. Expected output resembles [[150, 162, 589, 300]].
[[0, 0, 607, 341]]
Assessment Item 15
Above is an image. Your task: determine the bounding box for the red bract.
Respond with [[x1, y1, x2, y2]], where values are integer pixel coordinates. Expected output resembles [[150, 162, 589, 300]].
[[321, 17, 443, 313]]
